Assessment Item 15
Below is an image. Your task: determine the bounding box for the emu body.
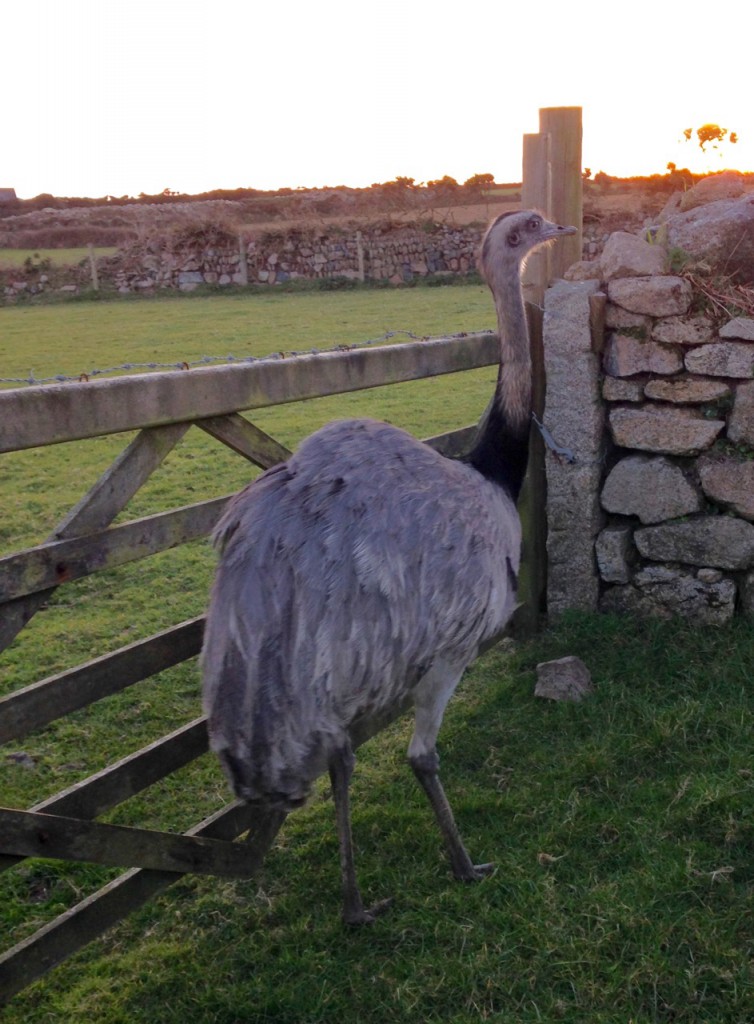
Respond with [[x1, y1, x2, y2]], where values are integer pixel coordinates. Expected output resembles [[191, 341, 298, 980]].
[[202, 210, 576, 923]]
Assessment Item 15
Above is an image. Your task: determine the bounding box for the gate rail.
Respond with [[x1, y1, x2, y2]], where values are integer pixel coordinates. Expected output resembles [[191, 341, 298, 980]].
[[0, 332, 508, 1002]]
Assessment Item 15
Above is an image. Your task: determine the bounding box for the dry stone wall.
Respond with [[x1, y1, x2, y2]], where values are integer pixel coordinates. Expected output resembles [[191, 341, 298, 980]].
[[0, 224, 485, 299], [548, 227, 754, 624], [6, 188, 753, 631], [0, 214, 620, 300]]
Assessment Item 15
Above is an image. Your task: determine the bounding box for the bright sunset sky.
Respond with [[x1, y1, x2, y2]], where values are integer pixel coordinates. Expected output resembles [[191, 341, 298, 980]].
[[3, 0, 752, 200]]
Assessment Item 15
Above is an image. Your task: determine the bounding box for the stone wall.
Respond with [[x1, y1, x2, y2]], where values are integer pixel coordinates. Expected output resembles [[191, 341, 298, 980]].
[[1, 224, 486, 299], [2, 218, 616, 299], [545, 228, 754, 624], [241, 225, 480, 288]]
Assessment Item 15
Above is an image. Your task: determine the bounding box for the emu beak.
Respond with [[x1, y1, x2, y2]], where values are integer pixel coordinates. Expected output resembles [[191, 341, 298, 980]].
[[544, 222, 578, 241]]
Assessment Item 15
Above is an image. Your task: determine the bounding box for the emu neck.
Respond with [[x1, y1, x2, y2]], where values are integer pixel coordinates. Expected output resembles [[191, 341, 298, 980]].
[[466, 264, 531, 498]]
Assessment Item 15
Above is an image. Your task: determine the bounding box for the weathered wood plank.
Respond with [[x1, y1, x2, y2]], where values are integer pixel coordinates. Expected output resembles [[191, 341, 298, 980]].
[[0, 800, 262, 1004], [0, 718, 209, 876], [0, 424, 192, 653], [197, 413, 292, 468], [0, 497, 228, 604], [0, 422, 481, 609], [0, 622, 513, 1002], [424, 424, 478, 458], [35, 718, 209, 819], [0, 334, 499, 453], [0, 617, 204, 745], [0, 423, 478, 745], [54, 423, 192, 538], [0, 388, 508, 1002], [0, 807, 263, 878], [197, 415, 476, 469]]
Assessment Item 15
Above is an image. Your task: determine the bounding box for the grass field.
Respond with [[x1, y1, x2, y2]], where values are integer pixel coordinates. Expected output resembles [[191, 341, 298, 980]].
[[0, 283, 499, 695], [0, 283, 494, 387], [0, 247, 118, 270], [3, 614, 753, 1023], [1, 286, 753, 1021]]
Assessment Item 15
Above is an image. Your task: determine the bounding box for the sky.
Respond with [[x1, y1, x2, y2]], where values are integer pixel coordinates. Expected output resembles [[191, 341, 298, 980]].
[[3, 0, 752, 200]]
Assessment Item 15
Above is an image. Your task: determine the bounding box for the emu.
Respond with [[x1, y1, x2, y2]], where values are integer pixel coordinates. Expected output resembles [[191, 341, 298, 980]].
[[202, 210, 576, 924]]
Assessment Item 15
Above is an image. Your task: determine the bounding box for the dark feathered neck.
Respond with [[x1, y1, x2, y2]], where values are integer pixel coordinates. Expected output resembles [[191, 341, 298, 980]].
[[462, 266, 532, 500], [464, 374, 530, 499]]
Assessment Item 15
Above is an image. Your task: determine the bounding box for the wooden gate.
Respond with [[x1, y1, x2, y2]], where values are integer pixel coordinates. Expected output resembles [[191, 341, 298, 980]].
[[0, 330, 533, 1002]]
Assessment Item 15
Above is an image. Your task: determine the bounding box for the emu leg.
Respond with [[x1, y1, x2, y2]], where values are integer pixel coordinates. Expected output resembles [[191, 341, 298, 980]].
[[409, 749, 494, 883], [409, 666, 494, 882], [329, 744, 392, 925]]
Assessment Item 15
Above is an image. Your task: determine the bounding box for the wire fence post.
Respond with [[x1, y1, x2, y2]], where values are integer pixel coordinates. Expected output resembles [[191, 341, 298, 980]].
[[87, 244, 99, 292], [356, 231, 365, 282], [237, 235, 249, 286]]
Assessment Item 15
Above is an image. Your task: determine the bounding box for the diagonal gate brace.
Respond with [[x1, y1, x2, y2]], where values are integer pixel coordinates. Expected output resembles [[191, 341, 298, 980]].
[[0, 807, 259, 880]]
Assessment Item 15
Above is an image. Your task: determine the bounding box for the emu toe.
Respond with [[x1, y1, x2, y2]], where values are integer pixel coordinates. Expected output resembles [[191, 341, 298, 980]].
[[455, 861, 496, 883], [343, 896, 394, 926]]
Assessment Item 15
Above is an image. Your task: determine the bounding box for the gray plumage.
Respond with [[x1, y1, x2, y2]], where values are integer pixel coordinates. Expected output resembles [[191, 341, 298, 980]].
[[202, 210, 576, 923]]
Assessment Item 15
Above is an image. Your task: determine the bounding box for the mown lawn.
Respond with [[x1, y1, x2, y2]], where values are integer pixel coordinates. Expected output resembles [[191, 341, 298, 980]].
[[0, 282, 494, 387], [2, 614, 753, 1023], [1, 286, 753, 1022], [0, 248, 118, 270]]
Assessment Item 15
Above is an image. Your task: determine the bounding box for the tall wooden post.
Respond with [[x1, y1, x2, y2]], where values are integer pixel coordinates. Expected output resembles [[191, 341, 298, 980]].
[[538, 106, 583, 280], [521, 132, 550, 305], [515, 106, 582, 634]]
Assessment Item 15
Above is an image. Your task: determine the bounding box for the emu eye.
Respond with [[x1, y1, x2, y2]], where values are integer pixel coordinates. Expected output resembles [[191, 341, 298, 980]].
[[508, 231, 520, 247], [528, 217, 541, 231]]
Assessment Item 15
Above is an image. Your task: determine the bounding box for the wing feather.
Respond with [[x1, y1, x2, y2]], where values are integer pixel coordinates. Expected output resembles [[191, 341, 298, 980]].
[[202, 418, 520, 806]]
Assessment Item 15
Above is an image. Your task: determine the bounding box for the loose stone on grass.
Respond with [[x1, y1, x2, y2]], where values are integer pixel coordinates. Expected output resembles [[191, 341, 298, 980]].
[[535, 657, 593, 702]]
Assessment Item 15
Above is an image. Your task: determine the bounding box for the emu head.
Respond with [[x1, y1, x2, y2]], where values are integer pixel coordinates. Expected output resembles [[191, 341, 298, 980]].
[[479, 210, 577, 285]]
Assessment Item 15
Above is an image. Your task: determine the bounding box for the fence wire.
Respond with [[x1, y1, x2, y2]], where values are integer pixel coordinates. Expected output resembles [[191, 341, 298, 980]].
[[0, 298, 583, 387], [0, 328, 497, 387]]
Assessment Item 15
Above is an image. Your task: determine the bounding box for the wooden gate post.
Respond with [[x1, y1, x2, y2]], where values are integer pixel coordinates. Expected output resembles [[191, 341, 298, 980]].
[[515, 107, 582, 633], [539, 106, 583, 280], [522, 132, 550, 305]]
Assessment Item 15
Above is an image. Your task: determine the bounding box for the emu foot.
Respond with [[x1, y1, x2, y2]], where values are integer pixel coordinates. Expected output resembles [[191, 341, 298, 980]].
[[453, 861, 496, 883], [342, 896, 394, 926]]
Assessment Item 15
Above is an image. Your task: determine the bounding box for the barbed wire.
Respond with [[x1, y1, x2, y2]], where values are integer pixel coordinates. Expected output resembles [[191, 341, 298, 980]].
[[0, 298, 581, 387], [0, 327, 497, 387]]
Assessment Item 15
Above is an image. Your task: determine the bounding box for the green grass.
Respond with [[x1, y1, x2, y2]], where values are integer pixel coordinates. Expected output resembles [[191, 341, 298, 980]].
[[0, 284, 493, 386], [2, 614, 753, 1022], [0, 284, 497, 790], [0, 248, 118, 270], [2, 288, 753, 1021], [0, 285, 500, 851]]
